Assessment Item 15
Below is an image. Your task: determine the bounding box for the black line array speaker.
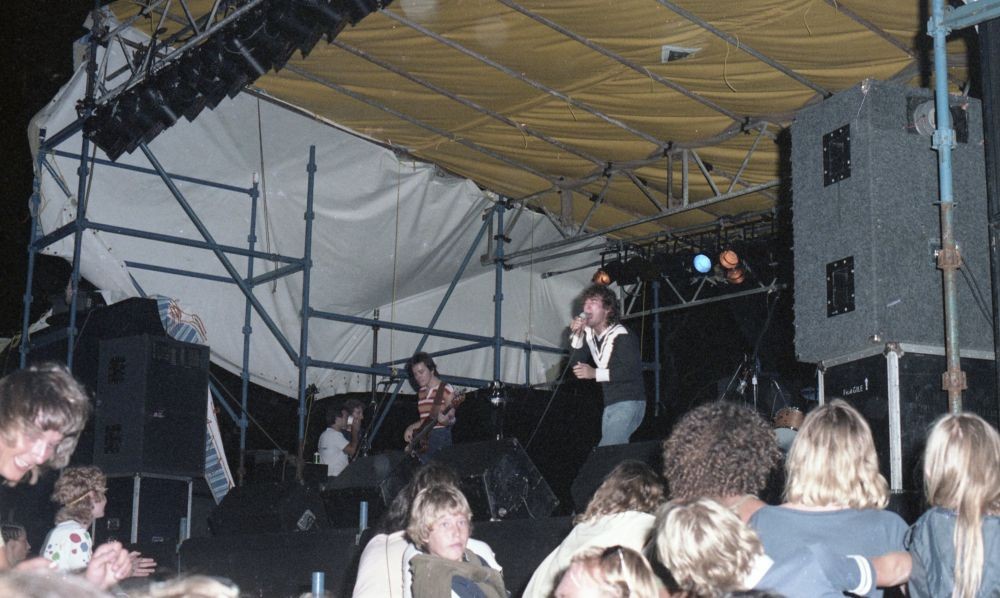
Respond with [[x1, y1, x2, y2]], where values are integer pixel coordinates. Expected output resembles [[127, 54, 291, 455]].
[[94, 335, 209, 477], [570, 440, 662, 512], [792, 80, 992, 363], [431, 438, 559, 521]]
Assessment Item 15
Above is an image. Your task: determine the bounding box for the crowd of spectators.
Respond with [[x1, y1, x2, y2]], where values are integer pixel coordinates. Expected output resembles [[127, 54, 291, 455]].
[[1, 363, 998, 597]]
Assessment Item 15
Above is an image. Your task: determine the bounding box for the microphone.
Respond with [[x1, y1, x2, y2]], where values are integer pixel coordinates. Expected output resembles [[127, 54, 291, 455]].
[[571, 312, 587, 341]]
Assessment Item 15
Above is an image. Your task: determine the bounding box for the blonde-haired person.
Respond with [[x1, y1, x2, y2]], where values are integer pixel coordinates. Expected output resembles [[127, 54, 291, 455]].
[[403, 484, 505, 598], [523, 461, 666, 598], [554, 545, 660, 598], [748, 399, 910, 596], [907, 413, 1000, 598], [42, 466, 156, 578], [657, 498, 881, 598]]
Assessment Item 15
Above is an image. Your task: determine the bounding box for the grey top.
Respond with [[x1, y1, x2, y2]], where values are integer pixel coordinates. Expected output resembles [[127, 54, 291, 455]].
[[756, 545, 874, 598], [750, 505, 909, 597], [907, 506, 1000, 598]]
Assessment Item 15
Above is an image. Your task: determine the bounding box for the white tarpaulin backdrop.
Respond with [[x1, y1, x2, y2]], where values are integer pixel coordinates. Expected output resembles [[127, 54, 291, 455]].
[[29, 21, 602, 398]]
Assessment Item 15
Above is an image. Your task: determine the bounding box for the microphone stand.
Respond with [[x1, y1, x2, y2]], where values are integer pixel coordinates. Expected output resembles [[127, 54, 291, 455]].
[[359, 378, 397, 457]]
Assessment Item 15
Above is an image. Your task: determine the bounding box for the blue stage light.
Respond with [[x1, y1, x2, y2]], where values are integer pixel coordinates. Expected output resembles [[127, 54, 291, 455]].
[[693, 253, 711, 273]]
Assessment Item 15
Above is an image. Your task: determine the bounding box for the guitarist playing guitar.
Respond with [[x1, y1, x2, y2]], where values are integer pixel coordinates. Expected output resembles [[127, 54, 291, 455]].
[[403, 352, 458, 461]]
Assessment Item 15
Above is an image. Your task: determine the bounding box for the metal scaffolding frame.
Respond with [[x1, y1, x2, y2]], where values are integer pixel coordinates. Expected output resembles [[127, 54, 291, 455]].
[[929, 0, 1000, 412], [20, 12, 573, 481], [20, 2, 853, 482]]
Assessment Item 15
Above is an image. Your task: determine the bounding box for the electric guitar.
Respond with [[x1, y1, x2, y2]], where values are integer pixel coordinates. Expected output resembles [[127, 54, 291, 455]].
[[405, 391, 466, 456]]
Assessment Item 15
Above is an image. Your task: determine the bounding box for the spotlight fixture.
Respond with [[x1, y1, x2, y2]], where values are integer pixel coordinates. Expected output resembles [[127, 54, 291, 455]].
[[719, 249, 739, 270], [692, 253, 711, 274], [592, 269, 612, 286]]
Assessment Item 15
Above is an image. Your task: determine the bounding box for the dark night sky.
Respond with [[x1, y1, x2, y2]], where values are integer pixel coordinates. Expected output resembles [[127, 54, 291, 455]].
[[2, 0, 97, 339]]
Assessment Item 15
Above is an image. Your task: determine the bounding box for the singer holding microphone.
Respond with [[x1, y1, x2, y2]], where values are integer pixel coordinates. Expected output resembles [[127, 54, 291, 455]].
[[569, 284, 647, 446]]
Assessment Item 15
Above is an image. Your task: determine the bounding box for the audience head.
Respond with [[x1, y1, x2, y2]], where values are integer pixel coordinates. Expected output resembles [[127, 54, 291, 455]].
[[922, 412, 1000, 598], [131, 575, 240, 598], [554, 545, 659, 598], [52, 465, 107, 526], [0, 569, 112, 597], [784, 399, 887, 509], [0, 363, 91, 485], [655, 498, 763, 598], [406, 484, 472, 561], [378, 461, 461, 534], [2, 524, 30, 566], [662, 401, 781, 501], [581, 285, 620, 325], [577, 460, 666, 524]]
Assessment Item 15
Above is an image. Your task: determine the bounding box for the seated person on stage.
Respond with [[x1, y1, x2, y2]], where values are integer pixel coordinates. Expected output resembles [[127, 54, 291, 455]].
[[403, 484, 505, 598], [0, 364, 135, 589], [657, 498, 881, 597], [354, 462, 468, 598], [749, 399, 910, 595], [553, 545, 660, 598], [42, 465, 155, 577], [523, 460, 665, 598], [2, 525, 30, 568], [661, 400, 782, 523], [907, 412, 1000, 598], [403, 352, 457, 460], [318, 398, 364, 477]]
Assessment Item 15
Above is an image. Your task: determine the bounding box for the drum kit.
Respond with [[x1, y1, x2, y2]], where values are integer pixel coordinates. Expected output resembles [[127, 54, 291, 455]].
[[718, 355, 812, 451]]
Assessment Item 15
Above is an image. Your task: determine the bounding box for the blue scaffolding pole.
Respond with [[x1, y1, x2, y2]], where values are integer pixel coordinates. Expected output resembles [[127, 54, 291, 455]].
[[929, 0, 1000, 412]]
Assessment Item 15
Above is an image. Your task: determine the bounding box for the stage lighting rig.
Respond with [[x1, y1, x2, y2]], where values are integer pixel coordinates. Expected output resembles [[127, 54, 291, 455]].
[[83, 0, 390, 161]]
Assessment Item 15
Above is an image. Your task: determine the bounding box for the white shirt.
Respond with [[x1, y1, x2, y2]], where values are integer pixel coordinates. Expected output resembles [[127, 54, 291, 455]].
[[354, 530, 408, 598], [318, 427, 350, 476], [522, 511, 656, 598]]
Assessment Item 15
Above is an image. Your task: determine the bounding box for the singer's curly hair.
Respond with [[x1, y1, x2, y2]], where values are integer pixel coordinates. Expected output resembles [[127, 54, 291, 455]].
[[581, 284, 620, 325], [662, 401, 781, 500]]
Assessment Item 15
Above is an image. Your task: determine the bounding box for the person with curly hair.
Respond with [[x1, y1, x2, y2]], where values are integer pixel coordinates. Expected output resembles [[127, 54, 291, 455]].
[[554, 545, 660, 598], [908, 412, 1000, 598], [42, 465, 108, 572], [661, 401, 781, 522], [522, 461, 666, 598], [748, 399, 910, 596], [568, 284, 647, 446], [41, 466, 156, 578]]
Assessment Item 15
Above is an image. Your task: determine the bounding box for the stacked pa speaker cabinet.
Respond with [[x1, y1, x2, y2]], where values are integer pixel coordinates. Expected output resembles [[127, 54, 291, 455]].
[[94, 334, 209, 477], [792, 80, 991, 364]]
